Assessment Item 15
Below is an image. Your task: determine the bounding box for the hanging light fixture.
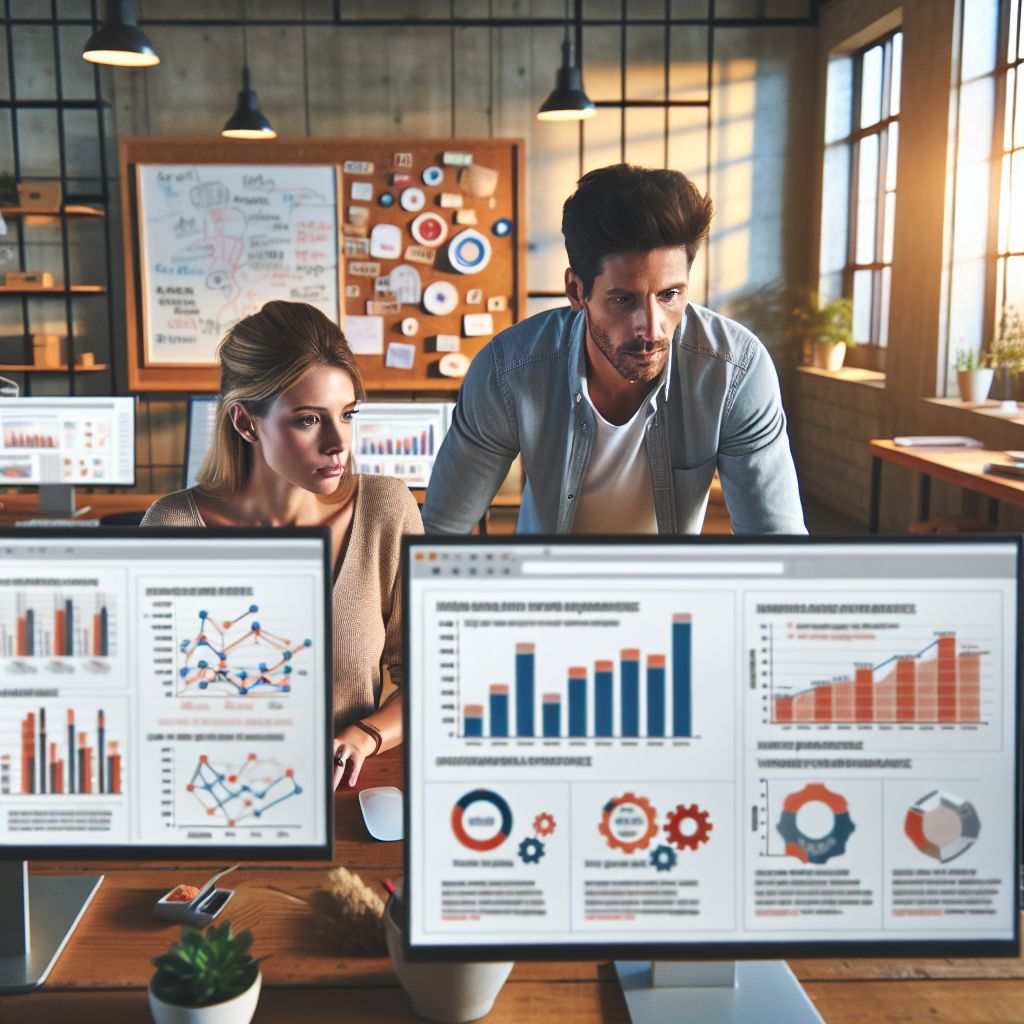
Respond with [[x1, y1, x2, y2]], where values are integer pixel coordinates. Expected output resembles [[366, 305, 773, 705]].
[[536, 0, 595, 122], [222, 3, 277, 140], [82, 0, 160, 67]]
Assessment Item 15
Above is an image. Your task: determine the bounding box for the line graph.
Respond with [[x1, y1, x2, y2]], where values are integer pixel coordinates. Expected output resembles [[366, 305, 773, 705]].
[[176, 604, 312, 697], [185, 752, 302, 827]]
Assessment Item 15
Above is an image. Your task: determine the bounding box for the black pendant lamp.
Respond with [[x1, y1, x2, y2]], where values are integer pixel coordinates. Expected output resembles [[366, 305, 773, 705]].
[[222, 7, 276, 140], [536, 2, 595, 122], [82, 0, 160, 68]]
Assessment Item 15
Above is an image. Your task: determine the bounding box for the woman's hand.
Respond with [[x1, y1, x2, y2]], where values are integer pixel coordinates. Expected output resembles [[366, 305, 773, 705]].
[[331, 726, 376, 791]]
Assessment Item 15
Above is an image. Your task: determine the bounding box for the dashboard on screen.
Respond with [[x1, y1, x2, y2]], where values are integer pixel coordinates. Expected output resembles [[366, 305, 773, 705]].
[[0, 397, 135, 486], [404, 536, 1021, 960], [352, 402, 454, 488], [0, 529, 333, 860]]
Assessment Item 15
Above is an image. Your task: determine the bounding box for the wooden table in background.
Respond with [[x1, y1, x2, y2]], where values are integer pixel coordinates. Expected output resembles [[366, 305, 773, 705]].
[[4, 748, 1024, 1022], [868, 439, 1024, 532]]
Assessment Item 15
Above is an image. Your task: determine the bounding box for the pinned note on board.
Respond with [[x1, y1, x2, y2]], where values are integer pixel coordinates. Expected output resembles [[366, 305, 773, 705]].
[[351, 181, 374, 202], [345, 314, 384, 354], [462, 313, 494, 337], [386, 341, 416, 370], [343, 160, 374, 174], [370, 223, 403, 260], [458, 164, 498, 199], [439, 352, 470, 377]]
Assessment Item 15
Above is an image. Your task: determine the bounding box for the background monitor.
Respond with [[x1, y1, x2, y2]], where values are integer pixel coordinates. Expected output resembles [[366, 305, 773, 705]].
[[0, 396, 136, 515], [404, 535, 1021, 1023], [184, 394, 218, 489], [0, 527, 333, 991], [352, 401, 454, 488]]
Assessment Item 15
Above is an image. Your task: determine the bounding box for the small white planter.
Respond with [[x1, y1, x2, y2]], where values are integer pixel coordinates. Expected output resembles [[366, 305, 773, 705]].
[[148, 972, 261, 1024], [957, 367, 994, 403], [812, 340, 847, 372], [385, 896, 512, 1023]]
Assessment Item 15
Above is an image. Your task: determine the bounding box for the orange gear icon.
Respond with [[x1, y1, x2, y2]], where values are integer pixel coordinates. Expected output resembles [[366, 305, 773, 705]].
[[598, 792, 658, 853], [664, 803, 713, 851], [533, 812, 556, 836]]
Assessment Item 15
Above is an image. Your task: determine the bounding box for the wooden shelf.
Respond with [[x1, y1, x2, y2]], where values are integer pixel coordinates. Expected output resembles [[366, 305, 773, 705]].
[[0, 363, 108, 372], [0, 284, 105, 294], [0, 204, 104, 217]]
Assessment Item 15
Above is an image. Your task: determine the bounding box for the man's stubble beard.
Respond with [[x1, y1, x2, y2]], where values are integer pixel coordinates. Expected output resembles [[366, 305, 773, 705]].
[[585, 306, 669, 385]]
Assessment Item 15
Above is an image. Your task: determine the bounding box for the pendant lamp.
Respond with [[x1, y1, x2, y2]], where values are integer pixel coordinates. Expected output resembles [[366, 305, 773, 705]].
[[82, 0, 160, 68], [536, 3, 595, 122], [222, 6, 276, 139]]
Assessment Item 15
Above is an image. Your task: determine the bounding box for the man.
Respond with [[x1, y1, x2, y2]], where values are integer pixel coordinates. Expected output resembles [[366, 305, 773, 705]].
[[422, 163, 805, 535]]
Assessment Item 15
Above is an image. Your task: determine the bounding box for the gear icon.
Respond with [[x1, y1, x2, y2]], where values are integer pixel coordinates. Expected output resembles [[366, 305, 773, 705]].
[[518, 836, 545, 864], [598, 792, 659, 853], [650, 844, 677, 872], [776, 782, 855, 865], [664, 803, 713, 851], [533, 812, 556, 836]]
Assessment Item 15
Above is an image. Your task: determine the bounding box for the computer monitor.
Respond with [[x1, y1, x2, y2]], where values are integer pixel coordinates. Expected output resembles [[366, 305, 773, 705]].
[[352, 401, 454, 488], [403, 535, 1021, 1024], [0, 527, 333, 992], [183, 394, 218, 489], [0, 396, 136, 515]]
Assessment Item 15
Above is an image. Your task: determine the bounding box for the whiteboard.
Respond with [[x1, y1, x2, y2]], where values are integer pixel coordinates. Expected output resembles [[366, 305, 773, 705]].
[[137, 164, 340, 365]]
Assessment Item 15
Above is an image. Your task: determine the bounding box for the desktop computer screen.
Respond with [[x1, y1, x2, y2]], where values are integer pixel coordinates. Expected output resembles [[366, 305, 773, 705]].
[[352, 402, 454, 488], [184, 398, 454, 490], [404, 536, 1021, 971], [0, 528, 333, 858], [184, 394, 218, 489], [0, 396, 135, 486]]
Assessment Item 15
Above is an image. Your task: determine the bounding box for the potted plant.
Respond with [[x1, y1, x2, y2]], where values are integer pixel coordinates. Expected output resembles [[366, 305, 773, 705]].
[[953, 347, 995, 402], [148, 922, 264, 1024], [790, 292, 854, 372], [987, 305, 1024, 411]]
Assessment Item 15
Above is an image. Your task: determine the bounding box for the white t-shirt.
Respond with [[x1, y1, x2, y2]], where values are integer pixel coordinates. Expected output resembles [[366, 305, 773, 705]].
[[571, 376, 658, 534]]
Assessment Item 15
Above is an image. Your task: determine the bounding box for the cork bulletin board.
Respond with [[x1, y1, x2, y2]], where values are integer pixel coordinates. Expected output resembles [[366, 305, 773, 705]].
[[119, 137, 526, 393]]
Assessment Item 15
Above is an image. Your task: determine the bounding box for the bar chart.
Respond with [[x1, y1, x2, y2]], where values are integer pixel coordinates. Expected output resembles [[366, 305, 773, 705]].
[[0, 704, 124, 796], [771, 633, 983, 724], [351, 402, 452, 486], [0, 590, 114, 659], [458, 613, 694, 740]]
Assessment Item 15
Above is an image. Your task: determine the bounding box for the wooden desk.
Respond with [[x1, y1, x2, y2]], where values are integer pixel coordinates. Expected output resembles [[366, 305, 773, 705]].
[[868, 439, 1024, 532], [0, 492, 160, 525], [5, 748, 1024, 1022]]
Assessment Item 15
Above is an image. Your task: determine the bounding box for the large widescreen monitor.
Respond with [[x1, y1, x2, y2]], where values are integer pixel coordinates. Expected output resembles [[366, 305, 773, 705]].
[[185, 398, 454, 490], [404, 535, 1021, 1022], [0, 396, 136, 515], [0, 527, 333, 991]]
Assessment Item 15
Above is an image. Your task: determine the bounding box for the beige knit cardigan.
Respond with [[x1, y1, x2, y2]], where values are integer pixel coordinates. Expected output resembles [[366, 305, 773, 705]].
[[141, 475, 424, 734]]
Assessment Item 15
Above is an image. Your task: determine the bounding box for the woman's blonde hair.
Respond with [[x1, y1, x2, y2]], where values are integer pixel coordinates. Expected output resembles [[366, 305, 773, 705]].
[[196, 301, 366, 502]]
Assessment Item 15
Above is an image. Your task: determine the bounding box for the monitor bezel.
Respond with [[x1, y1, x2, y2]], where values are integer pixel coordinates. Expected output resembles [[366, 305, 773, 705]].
[[0, 395, 138, 488], [402, 532, 1023, 961], [182, 393, 218, 490], [0, 526, 335, 863]]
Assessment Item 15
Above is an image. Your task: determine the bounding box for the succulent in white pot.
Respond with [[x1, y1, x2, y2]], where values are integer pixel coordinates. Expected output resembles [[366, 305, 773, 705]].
[[148, 922, 265, 1024], [954, 347, 995, 402]]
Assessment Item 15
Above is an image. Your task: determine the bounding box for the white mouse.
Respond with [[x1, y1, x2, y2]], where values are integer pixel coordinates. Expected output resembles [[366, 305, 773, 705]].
[[358, 785, 404, 841]]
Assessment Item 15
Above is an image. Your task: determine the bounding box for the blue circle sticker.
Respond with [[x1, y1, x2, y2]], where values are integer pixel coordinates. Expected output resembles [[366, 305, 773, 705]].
[[492, 218, 512, 237], [378, 191, 395, 207]]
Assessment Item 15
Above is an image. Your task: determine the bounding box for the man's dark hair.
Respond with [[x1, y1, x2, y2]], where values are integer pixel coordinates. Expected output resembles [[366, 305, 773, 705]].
[[561, 164, 714, 296]]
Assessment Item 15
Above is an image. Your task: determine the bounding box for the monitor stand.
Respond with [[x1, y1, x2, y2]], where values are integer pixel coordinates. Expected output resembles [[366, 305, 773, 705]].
[[38, 484, 75, 517], [616, 960, 824, 1024], [0, 860, 103, 993]]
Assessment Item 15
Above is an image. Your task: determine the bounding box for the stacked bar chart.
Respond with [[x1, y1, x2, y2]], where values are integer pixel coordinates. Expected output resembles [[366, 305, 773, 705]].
[[7, 706, 123, 795], [1, 591, 113, 659], [771, 633, 984, 725], [459, 613, 693, 740]]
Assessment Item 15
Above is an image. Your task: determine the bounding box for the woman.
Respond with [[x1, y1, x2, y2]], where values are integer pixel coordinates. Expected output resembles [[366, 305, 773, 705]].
[[143, 300, 423, 790]]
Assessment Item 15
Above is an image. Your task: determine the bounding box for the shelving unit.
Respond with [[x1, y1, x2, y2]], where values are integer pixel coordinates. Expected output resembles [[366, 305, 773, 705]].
[[0, 9, 116, 396]]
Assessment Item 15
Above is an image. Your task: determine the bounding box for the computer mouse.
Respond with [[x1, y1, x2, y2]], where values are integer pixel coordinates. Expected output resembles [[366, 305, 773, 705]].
[[358, 785, 404, 841]]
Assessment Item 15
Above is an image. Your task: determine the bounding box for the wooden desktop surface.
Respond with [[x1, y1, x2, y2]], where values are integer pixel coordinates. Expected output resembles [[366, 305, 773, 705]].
[[4, 748, 1024, 1023]]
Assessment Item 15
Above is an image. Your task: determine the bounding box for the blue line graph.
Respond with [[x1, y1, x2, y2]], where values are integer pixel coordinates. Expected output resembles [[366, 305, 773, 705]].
[[177, 604, 312, 697], [186, 753, 302, 826]]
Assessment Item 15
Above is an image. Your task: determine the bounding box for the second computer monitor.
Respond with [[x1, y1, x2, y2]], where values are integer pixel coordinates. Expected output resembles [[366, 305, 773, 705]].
[[184, 398, 454, 490]]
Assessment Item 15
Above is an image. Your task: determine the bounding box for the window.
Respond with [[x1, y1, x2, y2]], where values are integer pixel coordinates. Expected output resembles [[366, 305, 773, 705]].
[[997, 0, 1024, 317], [819, 31, 903, 372]]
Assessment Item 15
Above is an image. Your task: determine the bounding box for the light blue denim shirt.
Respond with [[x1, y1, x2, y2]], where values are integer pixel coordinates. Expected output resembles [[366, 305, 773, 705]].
[[422, 303, 806, 535]]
